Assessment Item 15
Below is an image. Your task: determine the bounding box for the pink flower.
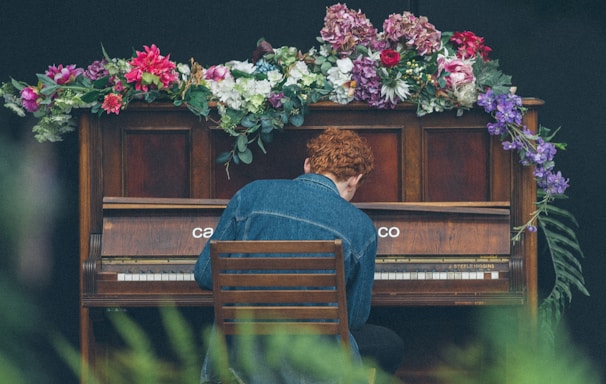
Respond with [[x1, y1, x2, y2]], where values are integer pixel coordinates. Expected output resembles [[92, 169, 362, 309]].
[[112, 79, 124, 92], [382, 12, 441, 55], [20, 86, 42, 112], [101, 93, 123, 115], [204, 65, 231, 81], [320, 3, 379, 54], [45, 64, 83, 85], [437, 56, 475, 89], [124, 44, 179, 92], [380, 49, 400, 67]]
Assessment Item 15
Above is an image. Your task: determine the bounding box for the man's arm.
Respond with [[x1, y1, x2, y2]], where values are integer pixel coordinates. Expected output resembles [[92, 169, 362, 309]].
[[193, 195, 239, 289], [346, 237, 377, 330]]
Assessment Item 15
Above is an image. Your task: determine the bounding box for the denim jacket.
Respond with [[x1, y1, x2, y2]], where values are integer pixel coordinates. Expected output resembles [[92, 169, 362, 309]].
[[194, 174, 377, 383]]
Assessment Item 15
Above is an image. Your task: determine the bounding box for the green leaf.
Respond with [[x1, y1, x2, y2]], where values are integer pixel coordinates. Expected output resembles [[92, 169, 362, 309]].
[[10, 78, 27, 91], [238, 148, 253, 164], [36, 74, 57, 87], [240, 114, 257, 129], [215, 151, 232, 164], [257, 137, 267, 154], [80, 90, 101, 103], [237, 134, 248, 153], [289, 113, 304, 127]]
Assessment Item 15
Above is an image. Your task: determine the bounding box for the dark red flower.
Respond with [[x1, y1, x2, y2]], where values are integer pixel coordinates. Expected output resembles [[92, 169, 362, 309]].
[[380, 49, 401, 68]]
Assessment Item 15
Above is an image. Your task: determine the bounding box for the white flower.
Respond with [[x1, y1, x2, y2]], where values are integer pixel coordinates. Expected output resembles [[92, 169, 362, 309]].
[[381, 78, 410, 103], [285, 61, 311, 86], [266, 70, 284, 87], [327, 59, 355, 104], [336, 57, 353, 73], [452, 82, 477, 108], [226, 60, 255, 74]]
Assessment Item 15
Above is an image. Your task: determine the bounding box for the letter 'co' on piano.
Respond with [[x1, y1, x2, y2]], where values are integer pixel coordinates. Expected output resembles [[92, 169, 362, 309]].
[[82, 197, 523, 307]]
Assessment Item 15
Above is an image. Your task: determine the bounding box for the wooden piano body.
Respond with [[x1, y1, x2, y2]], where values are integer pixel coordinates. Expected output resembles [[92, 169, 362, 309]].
[[79, 100, 541, 381]]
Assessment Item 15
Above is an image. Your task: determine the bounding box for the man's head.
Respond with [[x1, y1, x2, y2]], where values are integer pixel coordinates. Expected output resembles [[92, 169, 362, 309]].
[[304, 128, 374, 201]]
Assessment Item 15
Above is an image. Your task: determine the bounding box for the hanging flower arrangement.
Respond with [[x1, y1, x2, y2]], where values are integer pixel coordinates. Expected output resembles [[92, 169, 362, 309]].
[[0, 3, 569, 240]]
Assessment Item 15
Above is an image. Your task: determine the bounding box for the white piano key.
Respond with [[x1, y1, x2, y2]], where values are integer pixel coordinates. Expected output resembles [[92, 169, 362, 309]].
[[462, 272, 470, 280], [491, 271, 499, 280], [403, 272, 411, 280]]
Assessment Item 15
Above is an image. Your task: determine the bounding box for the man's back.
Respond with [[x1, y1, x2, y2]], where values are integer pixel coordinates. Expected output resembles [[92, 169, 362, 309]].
[[195, 173, 377, 329]]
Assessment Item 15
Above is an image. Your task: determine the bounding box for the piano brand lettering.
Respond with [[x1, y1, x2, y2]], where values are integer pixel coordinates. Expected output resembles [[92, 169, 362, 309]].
[[192, 227, 214, 239], [377, 226, 401, 238]]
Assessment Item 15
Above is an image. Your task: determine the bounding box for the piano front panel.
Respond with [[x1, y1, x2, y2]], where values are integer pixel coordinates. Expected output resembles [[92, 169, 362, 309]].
[[81, 197, 521, 307]]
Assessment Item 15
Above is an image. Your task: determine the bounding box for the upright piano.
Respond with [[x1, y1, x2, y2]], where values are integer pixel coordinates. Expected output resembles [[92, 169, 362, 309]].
[[79, 100, 541, 382]]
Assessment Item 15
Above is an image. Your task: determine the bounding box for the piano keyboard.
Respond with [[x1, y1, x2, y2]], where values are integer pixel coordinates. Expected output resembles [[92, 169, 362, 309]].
[[107, 256, 508, 282], [374, 256, 508, 281], [374, 271, 500, 280], [117, 272, 195, 281]]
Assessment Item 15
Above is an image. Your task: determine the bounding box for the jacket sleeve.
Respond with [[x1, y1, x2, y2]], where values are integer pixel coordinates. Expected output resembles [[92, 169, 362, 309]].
[[193, 193, 240, 290], [346, 234, 377, 330]]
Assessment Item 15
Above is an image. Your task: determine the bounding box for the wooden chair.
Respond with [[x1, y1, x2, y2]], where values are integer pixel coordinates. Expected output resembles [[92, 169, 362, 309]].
[[209, 239, 349, 348]]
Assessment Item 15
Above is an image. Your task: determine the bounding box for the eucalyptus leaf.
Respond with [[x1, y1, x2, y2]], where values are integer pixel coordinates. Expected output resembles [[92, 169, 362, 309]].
[[215, 151, 232, 164], [289, 114, 304, 127], [237, 134, 248, 152], [257, 137, 267, 154], [238, 148, 253, 164]]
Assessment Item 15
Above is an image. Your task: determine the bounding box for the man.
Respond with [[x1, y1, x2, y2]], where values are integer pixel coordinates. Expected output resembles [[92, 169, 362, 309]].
[[195, 127, 404, 383]]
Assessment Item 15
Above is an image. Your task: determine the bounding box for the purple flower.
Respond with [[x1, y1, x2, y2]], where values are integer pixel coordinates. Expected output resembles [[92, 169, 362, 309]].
[[477, 89, 497, 112], [495, 99, 522, 125], [268, 92, 284, 108], [352, 55, 394, 109], [84, 60, 109, 81], [537, 169, 569, 195], [487, 121, 506, 135]]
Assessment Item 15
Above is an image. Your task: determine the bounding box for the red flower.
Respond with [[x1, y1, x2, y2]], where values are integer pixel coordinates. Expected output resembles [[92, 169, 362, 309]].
[[450, 31, 492, 61], [380, 49, 401, 68], [101, 93, 123, 115], [124, 44, 179, 92]]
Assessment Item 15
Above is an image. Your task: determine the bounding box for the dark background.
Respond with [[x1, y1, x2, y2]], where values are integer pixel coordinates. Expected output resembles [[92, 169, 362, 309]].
[[1, 1, 604, 382]]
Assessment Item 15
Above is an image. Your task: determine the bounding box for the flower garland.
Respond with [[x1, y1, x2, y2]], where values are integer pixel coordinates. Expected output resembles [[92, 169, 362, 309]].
[[0, 3, 568, 240]]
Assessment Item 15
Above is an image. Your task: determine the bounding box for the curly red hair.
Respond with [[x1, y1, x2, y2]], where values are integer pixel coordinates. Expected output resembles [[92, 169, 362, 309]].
[[306, 127, 374, 183]]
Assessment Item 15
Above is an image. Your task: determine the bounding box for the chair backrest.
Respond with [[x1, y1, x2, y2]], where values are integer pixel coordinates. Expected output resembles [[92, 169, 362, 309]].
[[209, 239, 349, 348]]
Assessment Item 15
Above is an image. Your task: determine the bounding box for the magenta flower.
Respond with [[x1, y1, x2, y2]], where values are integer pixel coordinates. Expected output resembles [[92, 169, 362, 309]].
[[20, 86, 42, 112], [450, 31, 492, 61], [45, 64, 83, 85], [124, 44, 179, 92], [204, 65, 231, 82]]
